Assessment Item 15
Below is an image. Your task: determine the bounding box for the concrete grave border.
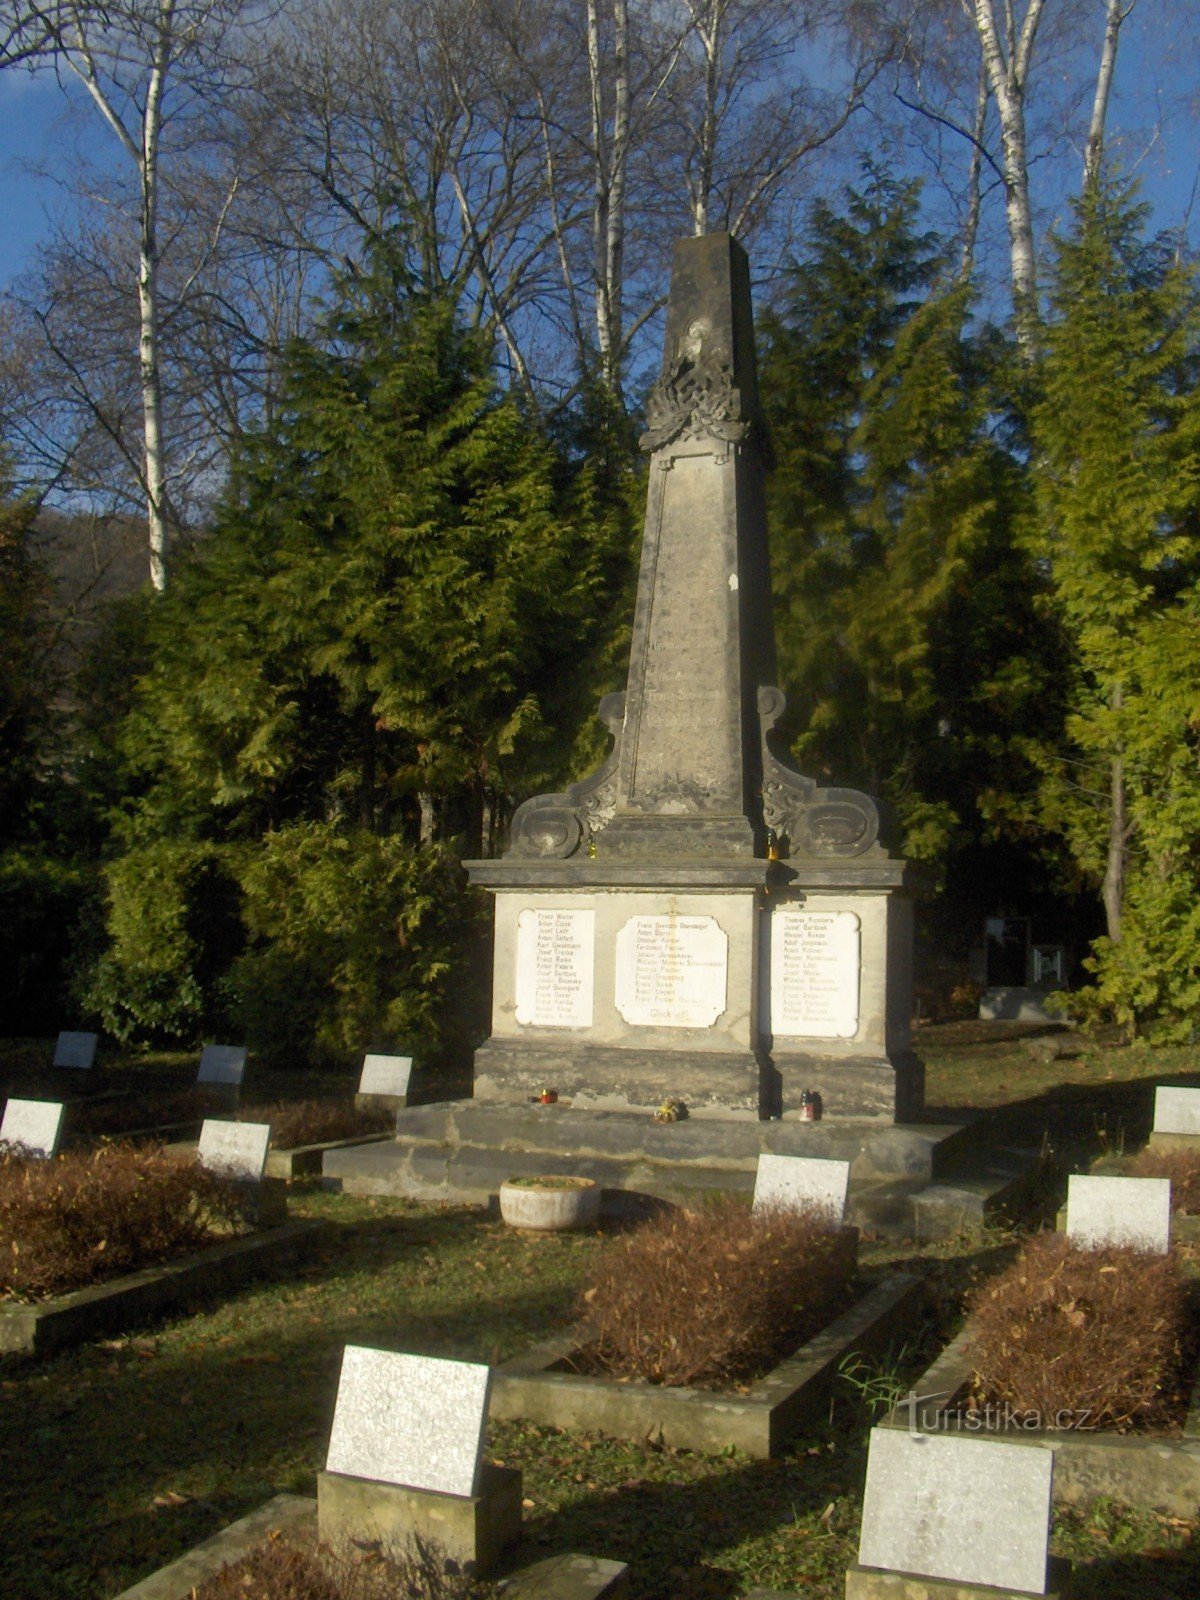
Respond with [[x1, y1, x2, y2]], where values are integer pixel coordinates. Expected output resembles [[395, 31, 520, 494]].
[[110, 1493, 629, 1600], [492, 1273, 924, 1458], [0, 1218, 328, 1356], [267, 1130, 393, 1181], [879, 1320, 1200, 1518]]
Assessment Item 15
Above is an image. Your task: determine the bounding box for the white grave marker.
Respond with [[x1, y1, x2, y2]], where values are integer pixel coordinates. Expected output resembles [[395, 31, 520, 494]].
[[1066, 1173, 1171, 1254], [53, 1031, 98, 1070], [198, 1118, 271, 1181], [326, 1345, 490, 1498], [769, 908, 860, 1039], [1153, 1086, 1200, 1137], [514, 908, 595, 1028], [0, 1098, 65, 1158], [358, 1054, 413, 1098], [614, 914, 728, 1028], [857, 1428, 1053, 1595], [197, 1044, 247, 1086], [752, 1153, 850, 1223]]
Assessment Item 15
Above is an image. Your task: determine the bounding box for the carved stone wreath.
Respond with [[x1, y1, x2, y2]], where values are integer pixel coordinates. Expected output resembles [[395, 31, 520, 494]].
[[640, 354, 750, 453]]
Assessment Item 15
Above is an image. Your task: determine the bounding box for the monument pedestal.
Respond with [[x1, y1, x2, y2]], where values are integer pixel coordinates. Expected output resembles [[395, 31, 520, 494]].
[[317, 1464, 522, 1575]]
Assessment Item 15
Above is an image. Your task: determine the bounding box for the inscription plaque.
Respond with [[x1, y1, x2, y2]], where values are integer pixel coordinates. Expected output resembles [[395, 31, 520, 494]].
[[770, 909, 860, 1039], [514, 908, 595, 1028], [614, 914, 728, 1028]]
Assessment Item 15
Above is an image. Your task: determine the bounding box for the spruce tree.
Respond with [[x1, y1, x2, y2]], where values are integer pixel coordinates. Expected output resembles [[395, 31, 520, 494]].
[[1027, 180, 1200, 1034]]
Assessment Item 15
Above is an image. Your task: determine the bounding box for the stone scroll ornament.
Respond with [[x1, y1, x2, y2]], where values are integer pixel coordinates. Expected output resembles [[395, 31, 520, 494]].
[[758, 686, 880, 858], [507, 692, 625, 859]]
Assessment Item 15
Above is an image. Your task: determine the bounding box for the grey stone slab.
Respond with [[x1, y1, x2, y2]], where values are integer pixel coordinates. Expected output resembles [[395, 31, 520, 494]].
[[53, 1030, 97, 1069], [1153, 1086, 1200, 1136], [197, 1044, 247, 1085], [325, 1345, 491, 1497], [857, 1428, 1053, 1594], [752, 1152, 849, 1221], [1065, 1173, 1170, 1253], [197, 1118, 271, 1180], [0, 1096, 65, 1157], [358, 1053, 413, 1098]]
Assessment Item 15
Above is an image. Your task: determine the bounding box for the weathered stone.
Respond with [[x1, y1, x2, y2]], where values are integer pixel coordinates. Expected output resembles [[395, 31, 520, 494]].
[[752, 1153, 850, 1221], [53, 1030, 97, 1069], [1153, 1085, 1200, 1137], [857, 1429, 1053, 1594], [326, 1345, 490, 1497], [0, 1096, 65, 1157], [358, 1053, 413, 1099], [844, 1566, 1064, 1600], [198, 1118, 271, 1181], [1065, 1173, 1171, 1254], [197, 1044, 247, 1086], [463, 232, 916, 1123], [317, 1464, 521, 1576]]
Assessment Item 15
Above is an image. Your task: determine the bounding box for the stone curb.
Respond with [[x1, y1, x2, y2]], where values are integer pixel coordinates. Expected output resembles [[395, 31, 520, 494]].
[[111, 1495, 629, 1600], [492, 1273, 925, 1458], [879, 1322, 1200, 1517], [0, 1218, 329, 1357], [266, 1131, 393, 1180]]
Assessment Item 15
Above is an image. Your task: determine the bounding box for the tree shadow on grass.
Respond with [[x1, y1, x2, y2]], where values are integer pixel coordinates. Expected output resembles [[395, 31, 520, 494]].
[[1066, 1547, 1200, 1598]]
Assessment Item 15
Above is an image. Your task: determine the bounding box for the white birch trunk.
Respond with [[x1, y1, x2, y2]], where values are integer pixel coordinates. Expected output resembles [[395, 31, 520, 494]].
[[967, 0, 1044, 350], [1084, 0, 1134, 190]]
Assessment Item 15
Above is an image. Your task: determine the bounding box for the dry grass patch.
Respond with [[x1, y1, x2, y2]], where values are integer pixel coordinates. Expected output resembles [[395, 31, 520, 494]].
[[574, 1195, 856, 1388], [193, 1537, 500, 1600], [0, 1142, 248, 1301], [1127, 1146, 1200, 1214], [967, 1232, 1190, 1430], [240, 1100, 393, 1150]]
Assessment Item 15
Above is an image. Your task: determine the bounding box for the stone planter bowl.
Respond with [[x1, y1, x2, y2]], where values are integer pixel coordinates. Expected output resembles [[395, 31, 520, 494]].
[[499, 1176, 601, 1232]]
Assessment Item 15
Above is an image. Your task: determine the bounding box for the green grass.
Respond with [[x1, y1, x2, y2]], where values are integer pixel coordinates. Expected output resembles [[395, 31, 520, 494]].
[[2, 1031, 1199, 1597]]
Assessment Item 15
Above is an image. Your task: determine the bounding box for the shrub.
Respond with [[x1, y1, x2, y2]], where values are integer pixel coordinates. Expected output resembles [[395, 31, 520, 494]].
[[192, 1536, 500, 1600], [575, 1195, 856, 1388], [1127, 1146, 1200, 1214], [966, 1232, 1188, 1430], [238, 1099, 392, 1150], [82, 839, 244, 1046], [0, 852, 98, 1035], [0, 1143, 247, 1300]]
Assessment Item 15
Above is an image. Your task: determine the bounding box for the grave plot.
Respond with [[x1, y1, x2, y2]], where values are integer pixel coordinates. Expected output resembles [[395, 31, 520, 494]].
[[1054, 1086, 1200, 1245], [882, 1175, 1200, 1517], [0, 1134, 325, 1355], [238, 1097, 395, 1179], [493, 1172, 924, 1457]]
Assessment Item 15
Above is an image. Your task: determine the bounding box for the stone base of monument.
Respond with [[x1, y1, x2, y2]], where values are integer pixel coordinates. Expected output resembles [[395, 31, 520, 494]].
[[111, 1492, 629, 1600], [843, 1563, 1070, 1599], [320, 1101, 1030, 1239], [317, 1463, 522, 1576], [1147, 1129, 1200, 1153]]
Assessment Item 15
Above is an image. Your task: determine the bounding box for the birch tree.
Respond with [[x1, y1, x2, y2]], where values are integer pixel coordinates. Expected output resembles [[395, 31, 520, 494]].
[[1, 1, 265, 589]]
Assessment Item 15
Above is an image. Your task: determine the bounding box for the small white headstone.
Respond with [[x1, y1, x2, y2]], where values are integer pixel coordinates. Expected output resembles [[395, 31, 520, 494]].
[[198, 1118, 271, 1181], [0, 1098, 66, 1159], [53, 1031, 98, 1070], [325, 1345, 490, 1498], [1153, 1086, 1200, 1137], [858, 1428, 1052, 1594], [1066, 1173, 1171, 1254], [358, 1054, 414, 1098], [752, 1153, 850, 1222], [197, 1044, 247, 1086]]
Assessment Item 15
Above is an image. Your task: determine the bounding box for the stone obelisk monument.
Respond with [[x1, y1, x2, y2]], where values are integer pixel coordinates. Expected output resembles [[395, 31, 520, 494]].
[[467, 234, 921, 1122]]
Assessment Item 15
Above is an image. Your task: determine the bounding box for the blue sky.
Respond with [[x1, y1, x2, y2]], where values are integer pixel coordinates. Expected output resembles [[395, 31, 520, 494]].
[[1, 14, 1197, 293]]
